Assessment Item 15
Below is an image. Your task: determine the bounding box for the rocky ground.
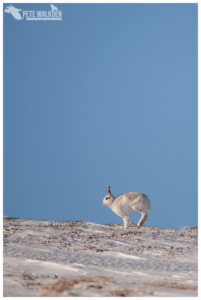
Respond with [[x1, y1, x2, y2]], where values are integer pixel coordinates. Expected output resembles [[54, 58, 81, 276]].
[[3, 217, 198, 296]]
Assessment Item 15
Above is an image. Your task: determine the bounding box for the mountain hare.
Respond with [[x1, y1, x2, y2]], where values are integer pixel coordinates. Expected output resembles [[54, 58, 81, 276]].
[[102, 186, 151, 229]]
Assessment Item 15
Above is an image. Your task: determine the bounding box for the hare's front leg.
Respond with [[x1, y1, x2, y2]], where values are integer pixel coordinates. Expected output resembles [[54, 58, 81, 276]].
[[123, 216, 129, 229], [137, 210, 148, 228]]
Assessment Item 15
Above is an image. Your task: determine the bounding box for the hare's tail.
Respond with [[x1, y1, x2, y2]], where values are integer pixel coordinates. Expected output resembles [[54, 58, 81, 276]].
[[142, 194, 151, 211]]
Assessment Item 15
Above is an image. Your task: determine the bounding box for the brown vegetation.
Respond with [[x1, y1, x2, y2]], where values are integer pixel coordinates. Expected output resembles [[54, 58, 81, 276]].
[[42, 275, 110, 296]]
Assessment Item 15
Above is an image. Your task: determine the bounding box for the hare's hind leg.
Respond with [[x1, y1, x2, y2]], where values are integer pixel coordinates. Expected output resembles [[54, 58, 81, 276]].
[[137, 210, 148, 228]]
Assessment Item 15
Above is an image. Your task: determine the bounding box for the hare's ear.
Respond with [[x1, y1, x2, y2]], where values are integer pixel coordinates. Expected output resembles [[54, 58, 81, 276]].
[[108, 186, 112, 196]]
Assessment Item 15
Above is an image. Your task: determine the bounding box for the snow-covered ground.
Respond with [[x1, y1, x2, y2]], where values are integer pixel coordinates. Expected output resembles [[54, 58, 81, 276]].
[[3, 217, 198, 296]]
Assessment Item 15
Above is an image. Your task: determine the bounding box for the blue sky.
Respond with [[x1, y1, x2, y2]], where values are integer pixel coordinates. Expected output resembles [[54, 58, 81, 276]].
[[4, 4, 197, 228]]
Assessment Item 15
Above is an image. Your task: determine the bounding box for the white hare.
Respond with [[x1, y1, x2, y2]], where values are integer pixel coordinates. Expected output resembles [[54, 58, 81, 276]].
[[102, 186, 151, 229]]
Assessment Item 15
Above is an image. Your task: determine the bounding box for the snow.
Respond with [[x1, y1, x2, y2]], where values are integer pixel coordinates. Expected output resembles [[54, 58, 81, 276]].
[[3, 217, 198, 296]]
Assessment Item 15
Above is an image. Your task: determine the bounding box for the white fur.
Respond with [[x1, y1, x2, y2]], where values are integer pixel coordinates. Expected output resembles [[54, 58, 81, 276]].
[[102, 187, 151, 229]]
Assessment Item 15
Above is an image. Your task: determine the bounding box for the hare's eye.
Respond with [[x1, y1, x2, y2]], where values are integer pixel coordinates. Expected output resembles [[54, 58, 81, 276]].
[[105, 196, 109, 200]]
